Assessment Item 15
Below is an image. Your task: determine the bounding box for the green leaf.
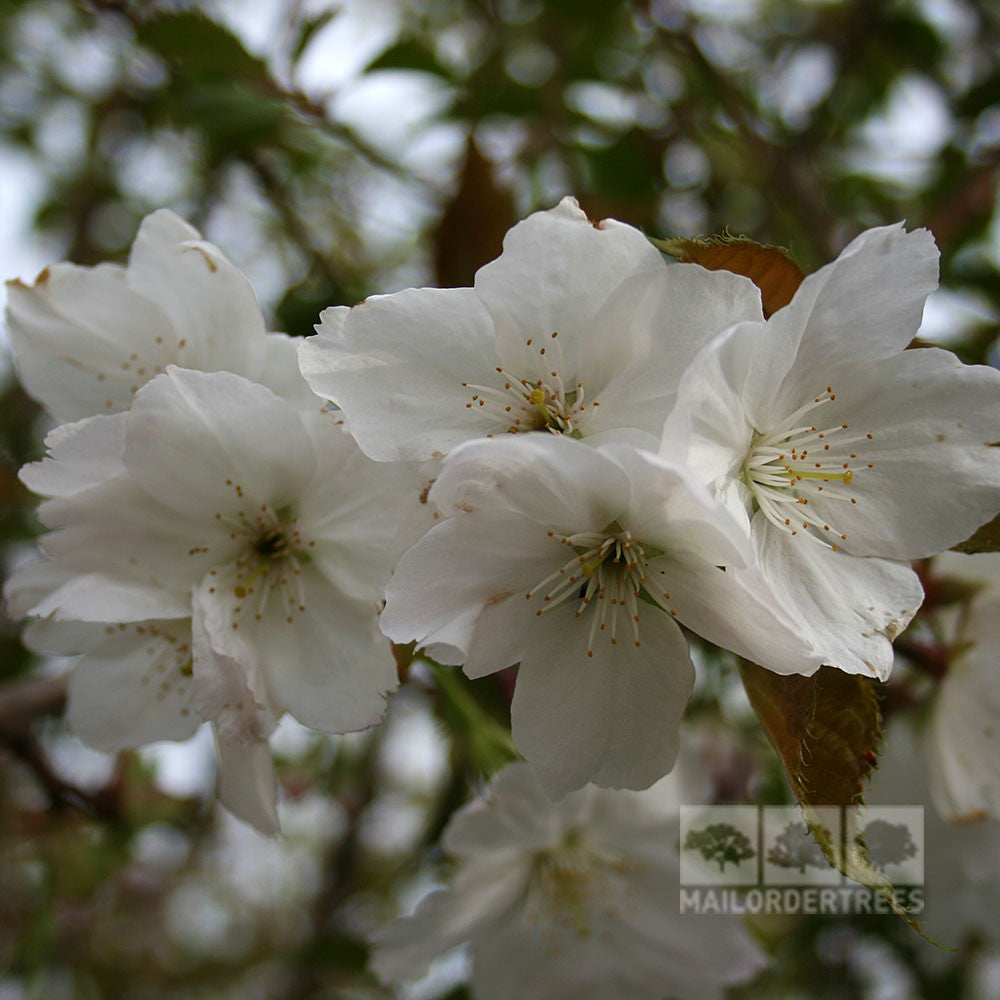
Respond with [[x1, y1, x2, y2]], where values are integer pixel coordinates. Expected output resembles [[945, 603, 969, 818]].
[[739, 660, 940, 943], [950, 510, 1000, 554], [652, 233, 804, 318]]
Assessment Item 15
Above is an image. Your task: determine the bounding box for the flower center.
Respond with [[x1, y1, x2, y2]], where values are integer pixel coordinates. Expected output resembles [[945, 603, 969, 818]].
[[461, 332, 600, 437], [525, 525, 651, 655], [526, 830, 634, 938], [742, 386, 872, 549], [204, 485, 317, 628]]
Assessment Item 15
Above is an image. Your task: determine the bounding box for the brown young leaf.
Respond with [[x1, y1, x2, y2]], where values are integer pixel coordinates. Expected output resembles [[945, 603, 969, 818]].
[[434, 137, 515, 289], [739, 661, 879, 807], [652, 234, 804, 317], [739, 660, 940, 942]]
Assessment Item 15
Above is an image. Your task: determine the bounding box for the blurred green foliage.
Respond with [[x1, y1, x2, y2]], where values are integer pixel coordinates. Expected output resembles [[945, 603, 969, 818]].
[[0, 1, 998, 997]]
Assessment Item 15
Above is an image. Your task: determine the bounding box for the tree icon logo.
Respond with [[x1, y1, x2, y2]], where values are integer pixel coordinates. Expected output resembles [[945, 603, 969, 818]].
[[683, 822, 756, 873], [859, 818, 918, 871], [767, 820, 829, 874]]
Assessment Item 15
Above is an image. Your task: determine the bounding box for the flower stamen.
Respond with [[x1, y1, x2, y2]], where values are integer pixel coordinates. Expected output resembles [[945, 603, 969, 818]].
[[527, 528, 646, 654], [462, 333, 594, 437], [743, 387, 870, 547]]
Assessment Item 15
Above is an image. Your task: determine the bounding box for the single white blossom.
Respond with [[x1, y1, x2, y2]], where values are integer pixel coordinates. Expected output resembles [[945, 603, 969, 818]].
[[370, 761, 766, 1000], [661, 224, 1000, 679], [381, 434, 820, 797], [298, 196, 765, 461], [5, 209, 317, 421], [7, 368, 417, 830]]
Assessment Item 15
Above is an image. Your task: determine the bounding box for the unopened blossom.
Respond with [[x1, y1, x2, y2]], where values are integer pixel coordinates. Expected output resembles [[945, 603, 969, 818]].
[[7, 368, 417, 830], [299, 196, 765, 461], [381, 434, 820, 797], [662, 223, 1000, 679], [6, 209, 317, 421], [370, 761, 766, 1000]]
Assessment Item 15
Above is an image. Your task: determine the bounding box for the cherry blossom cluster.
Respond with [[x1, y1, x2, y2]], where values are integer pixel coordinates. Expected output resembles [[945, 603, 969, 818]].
[[5, 199, 1000, 997]]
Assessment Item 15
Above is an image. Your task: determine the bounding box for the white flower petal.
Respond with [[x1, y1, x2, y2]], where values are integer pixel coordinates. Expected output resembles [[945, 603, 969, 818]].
[[430, 434, 630, 531], [28, 569, 190, 623], [192, 577, 277, 744], [215, 734, 280, 836], [659, 319, 758, 489], [38, 475, 223, 603], [800, 348, 1000, 559], [127, 209, 268, 376], [371, 852, 531, 985], [645, 554, 822, 675], [754, 518, 923, 679], [5, 264, 177, 421], [297, 411, 421, 597], [600, 444, 752, 566], [249, 568, 398, 734], [123, 368, 316, 519], [443, 762, 565, 857], [23, 619, 104, 656], [511, 603, 693, 798], [67, 619, 199, 750], [20, 414, 126, 498], [470, 855, 762, 1000], [258, 332, 326, 411], [299, 288, 499, 461], [381, 508, 564, 666], [578, 264, 763, 439], [744, 224, 939, 428], [927, 592, 1000, 822], [475, 197, 663, 380], [4, 557, 75, 620]]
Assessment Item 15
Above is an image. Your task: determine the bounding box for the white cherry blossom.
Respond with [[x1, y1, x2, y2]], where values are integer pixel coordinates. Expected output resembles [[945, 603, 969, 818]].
[[662, 223, 1000, 680], [370, 761, 766, 1000], [7, 368, 418, 830], [381, 434, 820, 797], [5, 209, 317, 421], [299, 196, 765, 461]]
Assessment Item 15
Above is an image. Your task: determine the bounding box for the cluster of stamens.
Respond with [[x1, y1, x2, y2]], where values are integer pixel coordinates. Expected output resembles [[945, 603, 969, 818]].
[[525, 527, 650, 656], [92, 333, 188, 410], [526, 831, 633, 939], [743, 387, 871, 549], [106, 621, 193, 710], [203, 481, 316, 628], [462, 332, 599, 437]]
